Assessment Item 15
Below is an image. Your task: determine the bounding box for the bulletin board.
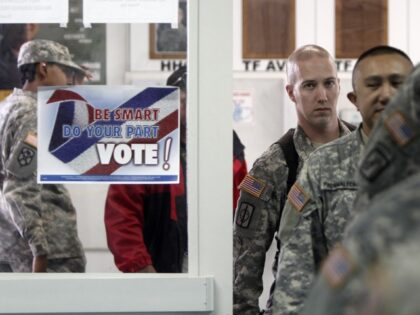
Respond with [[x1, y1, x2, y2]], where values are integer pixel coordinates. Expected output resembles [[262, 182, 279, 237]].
[[336, 0, 388, 58], [242, 0, 295, 59]]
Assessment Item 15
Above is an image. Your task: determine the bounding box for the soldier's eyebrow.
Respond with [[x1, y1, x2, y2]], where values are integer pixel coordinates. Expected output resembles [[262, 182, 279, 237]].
[[301, 79, 317, 85], [364, 76, 382, 84], [388, 73, 406, 81], [301, 76, 336, 84]]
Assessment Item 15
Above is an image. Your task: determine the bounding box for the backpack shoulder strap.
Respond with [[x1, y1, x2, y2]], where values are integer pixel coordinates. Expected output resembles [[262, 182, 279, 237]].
[[277, 128, 299, 194], [342, 120, 357, 132], [266, 129, 300, 311]]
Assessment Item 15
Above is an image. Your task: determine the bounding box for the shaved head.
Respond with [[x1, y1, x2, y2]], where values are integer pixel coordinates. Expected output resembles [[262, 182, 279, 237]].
[[286, 45, 336, 85]]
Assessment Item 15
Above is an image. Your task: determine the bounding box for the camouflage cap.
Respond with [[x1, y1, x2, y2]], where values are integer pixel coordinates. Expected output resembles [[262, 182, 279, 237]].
[[17, 39, 85, 74], [356, 63, 420, 201]]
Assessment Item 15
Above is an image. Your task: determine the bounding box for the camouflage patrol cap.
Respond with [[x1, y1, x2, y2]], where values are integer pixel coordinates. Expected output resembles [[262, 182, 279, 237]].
[[356, 63, 420, 202], [17, 39, 85, 74]]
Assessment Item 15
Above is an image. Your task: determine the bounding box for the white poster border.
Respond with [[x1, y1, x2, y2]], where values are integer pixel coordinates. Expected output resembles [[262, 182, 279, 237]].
[[83, 0, 179, 24]]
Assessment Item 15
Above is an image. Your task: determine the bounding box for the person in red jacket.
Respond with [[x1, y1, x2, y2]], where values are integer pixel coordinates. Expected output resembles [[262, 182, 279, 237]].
[[233, 130, 247, 213], [105, 66, 188, 273], [105, 66, 247, 272]]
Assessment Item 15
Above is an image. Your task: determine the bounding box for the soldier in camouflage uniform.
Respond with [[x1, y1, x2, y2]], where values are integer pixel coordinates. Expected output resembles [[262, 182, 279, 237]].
[[233, 45, 353, 315], [301, 62, 420, 315], [272, 46, 413, 315], [360, 241, 420, 315], [0, 39, 87, 272]]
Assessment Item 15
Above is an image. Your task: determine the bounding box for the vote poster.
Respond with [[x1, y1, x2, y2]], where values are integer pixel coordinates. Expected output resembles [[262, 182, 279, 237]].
[[38, 86, 180, 183]]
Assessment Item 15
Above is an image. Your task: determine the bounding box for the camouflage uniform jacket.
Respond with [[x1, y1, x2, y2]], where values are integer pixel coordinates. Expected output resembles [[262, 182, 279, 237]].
[[272, 125, 364, 315], [233, 121, 351, 315], [302, 172, 420, 315], [0, 88, 85, 270]]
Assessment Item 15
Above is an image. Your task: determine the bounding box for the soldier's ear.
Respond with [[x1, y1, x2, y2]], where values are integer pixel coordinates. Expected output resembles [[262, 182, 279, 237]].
[[36, 62, 48, 81], [347, 92, 358, 109], [286, 84, 296, 103]]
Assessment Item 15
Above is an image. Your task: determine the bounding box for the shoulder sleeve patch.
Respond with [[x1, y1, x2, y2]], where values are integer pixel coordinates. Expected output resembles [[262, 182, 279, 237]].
[[321, 245, 356, 289], [235, 201, 255, 228], [287, 183, 310, 212], [239, 174, 266, 199], [384, 111, 414, 147], [6, 133, 38, 179], [360, 145, 392, 182]]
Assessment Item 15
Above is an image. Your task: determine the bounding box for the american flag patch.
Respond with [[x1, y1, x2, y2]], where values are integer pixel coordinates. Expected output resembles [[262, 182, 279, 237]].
[[239, 175, 266, 198], [322, 246, 355, 288], [288, 183, 309, 212], [24, 133, 37, 148], [385, 111, 414, 146]]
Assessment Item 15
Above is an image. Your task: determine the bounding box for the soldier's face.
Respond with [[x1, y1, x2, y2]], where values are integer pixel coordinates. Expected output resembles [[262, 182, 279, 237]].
[[286, 56, 340, 129], [349, 54, 413, 135], [41, 63, 77, 86]]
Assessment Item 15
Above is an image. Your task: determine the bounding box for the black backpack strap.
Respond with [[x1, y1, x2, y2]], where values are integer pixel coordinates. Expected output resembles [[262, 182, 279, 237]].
[[342, 120, 356, 132], [278, 128, 299, 194], [310, 210, 329, 271], [265, 128, 299, 311]]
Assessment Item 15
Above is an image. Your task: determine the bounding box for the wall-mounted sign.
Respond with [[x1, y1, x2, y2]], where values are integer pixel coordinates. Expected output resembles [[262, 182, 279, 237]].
[[38, 86, 180, 184], [84, 0, 178, 24], [241, 59, 355, 72], [233, 90, 253, 123], [0, 0, 68, 24]]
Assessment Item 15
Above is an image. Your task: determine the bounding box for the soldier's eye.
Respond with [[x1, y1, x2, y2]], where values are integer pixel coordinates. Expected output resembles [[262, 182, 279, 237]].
[[325, 80, 336, 88], [303, 83, 316, 89], [366, 83, 380, 89], [391, 80, 403, 88]]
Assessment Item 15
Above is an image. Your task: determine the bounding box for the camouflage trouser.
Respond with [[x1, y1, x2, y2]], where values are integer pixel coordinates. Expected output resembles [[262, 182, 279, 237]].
[[47, 257, 86, 272], [0, 256, 86, 272], [0, 254, 32, 272], [0, 262, 13, 272]]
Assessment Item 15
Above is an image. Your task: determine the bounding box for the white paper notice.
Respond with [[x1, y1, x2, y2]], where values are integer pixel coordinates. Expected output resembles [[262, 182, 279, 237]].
[[0, 0, 68, 24], [84, 0, 178, 24], [233, 90, 253, 124]]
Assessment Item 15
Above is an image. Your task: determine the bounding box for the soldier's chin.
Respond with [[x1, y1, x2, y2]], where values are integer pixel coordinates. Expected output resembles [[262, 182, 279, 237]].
[[372, 110, 384, 121], [312, 116, 331, 128]]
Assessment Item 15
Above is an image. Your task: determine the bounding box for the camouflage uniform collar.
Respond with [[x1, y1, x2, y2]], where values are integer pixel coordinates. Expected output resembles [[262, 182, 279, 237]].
[[294, 125, 315, 161], [357, 123, 368, 145], [12, 88, 37, 101], [295, 119, 353, 160], [338, 119, 353, 136]]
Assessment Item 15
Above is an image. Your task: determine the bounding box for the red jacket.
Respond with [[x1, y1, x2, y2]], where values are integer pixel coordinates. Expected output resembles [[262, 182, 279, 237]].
[[233, 131, 247, 212], [104, 161, 187, 273]]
